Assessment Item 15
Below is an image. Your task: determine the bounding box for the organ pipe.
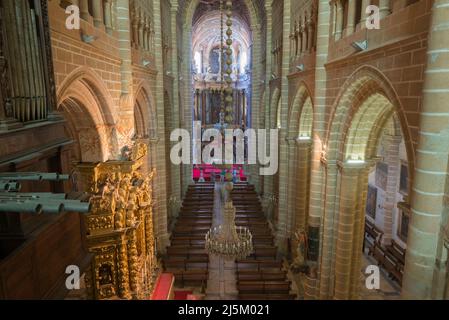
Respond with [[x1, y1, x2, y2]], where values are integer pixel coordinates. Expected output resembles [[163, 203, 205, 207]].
[[2, 0, 47, 123]]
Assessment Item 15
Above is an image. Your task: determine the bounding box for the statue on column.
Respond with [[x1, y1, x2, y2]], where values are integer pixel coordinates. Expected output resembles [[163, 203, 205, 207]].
[[290, 228, 309, 274]]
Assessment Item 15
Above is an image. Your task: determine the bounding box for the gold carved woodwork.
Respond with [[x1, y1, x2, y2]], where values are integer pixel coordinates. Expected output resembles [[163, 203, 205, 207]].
[[77, 142, 158, 300]]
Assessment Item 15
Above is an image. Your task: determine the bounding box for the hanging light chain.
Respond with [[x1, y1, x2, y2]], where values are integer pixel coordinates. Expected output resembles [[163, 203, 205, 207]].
[[224, 0, 233, 125]]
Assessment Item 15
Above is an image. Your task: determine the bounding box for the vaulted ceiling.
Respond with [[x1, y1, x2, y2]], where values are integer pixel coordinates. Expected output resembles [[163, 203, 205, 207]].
[[177, 0, 266, 28], [192, 7, 252, 54]]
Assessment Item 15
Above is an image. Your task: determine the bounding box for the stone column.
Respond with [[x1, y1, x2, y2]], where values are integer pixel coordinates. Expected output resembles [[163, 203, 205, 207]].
[[263, 1, 274, 206], [143, 18, 149, 50], [169, 0, 182, 212], [132, 17, 139, 49], [402, 0, 449, 299], [335, 0, 343, 40], [295, 139, 312, 231], [306, 1, 331, 298], [286, 137, 299, 242], [346, 0, 357, 36], [299, 25, 304, 54], [379, 0, 391, 19], [103, 0, 113, 34], [92, 0, 104, 28], [275, 0, 293, 255], [349, 164, 370, 299], [382, 135, 402, 245], [334, 163, 369, 300], [152, 0, 170, 253], [79, 0, 90, 20], [360, 0, 371, 29], [294, 24, 300, 59], [249, 23, 263, 193], [318, 161, 340, 299], [138, 17, 145, 48], [307, 20, 315, 52]]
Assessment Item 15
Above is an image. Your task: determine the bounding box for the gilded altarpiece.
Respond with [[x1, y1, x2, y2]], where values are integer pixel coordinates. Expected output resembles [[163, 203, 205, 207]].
[[76, 143, 158, 300]]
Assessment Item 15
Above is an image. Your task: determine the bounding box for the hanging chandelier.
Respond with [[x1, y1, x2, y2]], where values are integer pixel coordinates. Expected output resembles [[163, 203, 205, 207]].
[[205, 2, 253, 260], [205, 184, 253, 260]]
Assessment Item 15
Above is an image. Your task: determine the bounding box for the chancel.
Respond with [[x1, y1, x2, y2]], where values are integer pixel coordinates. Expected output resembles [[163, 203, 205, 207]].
[[0, 0, 448, 301]]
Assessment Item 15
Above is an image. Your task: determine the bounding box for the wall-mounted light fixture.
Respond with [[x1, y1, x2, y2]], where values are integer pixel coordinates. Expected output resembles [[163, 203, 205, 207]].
[[351, 40, 368, 52], [296, 64, 305, 72], [81, 33, 97, 44]]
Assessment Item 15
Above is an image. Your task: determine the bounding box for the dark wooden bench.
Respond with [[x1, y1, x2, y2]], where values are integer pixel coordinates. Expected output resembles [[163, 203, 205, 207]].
[[236, 260, 283, 272], [237, 281, 291, 294], [173, 270, 208, 287], [237, 270, 286, 281], [238, 293, 296, 300]]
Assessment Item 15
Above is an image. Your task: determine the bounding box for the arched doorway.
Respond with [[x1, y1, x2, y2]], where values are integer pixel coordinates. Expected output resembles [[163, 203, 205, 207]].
[[286, 85, 313, 257], [321, 67, 414, 300], [57, 69, 115, 165]]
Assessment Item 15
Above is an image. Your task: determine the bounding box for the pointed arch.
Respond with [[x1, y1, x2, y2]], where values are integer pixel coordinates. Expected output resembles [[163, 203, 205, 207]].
[[326, 66, 414, 172], [57, 67, 116, 162], [134, 81, 157, 138], [288, 83, 314, 139]]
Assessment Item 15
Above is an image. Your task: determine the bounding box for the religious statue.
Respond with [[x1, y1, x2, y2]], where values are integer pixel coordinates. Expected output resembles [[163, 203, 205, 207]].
[[290, 228, 309, 274], [99, 264, 113, 286]]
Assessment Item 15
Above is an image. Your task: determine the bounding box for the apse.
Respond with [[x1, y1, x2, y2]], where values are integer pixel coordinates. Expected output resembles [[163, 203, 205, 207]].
[[191, 0, 253, 129]]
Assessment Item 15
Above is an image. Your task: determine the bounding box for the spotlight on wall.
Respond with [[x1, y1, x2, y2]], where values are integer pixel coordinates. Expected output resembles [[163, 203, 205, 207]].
[[142, 60, 151, 67], [81, 33, 97, 44], [271, 73, 276, 80], [179, 76, 184, 81], [296, 64, 305, 72], [166, 71, 172, 76], [351, 40, 368, 52], [260, 80, 265, 84]]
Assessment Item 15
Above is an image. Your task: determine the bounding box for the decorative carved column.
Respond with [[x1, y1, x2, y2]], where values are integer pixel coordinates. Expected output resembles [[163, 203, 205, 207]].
[[77, 143, 158, 300]]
